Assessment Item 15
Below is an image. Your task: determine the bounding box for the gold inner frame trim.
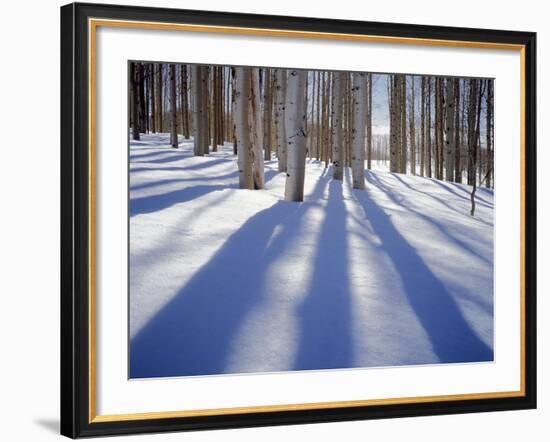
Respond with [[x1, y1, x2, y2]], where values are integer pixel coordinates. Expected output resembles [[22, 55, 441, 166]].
[[88, 17, 527, 424]]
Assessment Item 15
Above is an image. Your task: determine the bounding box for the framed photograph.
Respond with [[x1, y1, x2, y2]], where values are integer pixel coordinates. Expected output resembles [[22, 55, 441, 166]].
[[60, 2, 536, 438]]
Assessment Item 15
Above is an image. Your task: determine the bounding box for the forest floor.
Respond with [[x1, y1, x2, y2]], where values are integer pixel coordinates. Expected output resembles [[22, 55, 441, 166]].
[[129, 133, 494, 378]]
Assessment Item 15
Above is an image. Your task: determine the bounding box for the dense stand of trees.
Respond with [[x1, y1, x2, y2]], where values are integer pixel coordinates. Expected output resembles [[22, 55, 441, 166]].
[[130, 62, 494, 206]]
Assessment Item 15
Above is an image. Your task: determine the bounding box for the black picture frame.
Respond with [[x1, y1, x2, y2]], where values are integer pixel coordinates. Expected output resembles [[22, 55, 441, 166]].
[[61, 2, 537, 438]]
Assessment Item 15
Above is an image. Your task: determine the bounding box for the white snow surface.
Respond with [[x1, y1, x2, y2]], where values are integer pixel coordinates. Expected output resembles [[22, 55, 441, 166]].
[[129, 133, 494, 378]]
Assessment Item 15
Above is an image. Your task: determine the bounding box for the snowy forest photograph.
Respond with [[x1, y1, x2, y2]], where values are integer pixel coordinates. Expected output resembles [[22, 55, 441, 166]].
[[128, 61, 495, 379]]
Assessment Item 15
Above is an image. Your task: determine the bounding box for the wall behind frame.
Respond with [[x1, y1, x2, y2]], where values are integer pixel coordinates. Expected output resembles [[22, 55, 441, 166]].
[[0, 0, 545, 441]]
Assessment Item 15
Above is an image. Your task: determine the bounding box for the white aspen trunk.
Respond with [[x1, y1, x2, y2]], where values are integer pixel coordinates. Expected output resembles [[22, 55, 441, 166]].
[[454, 79, 462, 182], [274, 69, 288, 172], [235, 67, 254, 189], [284, 69, 308, 202], [351, 72, 366, 189], [389, 76, 399, 173], [400, 75, 407, 173], [486, 80, 493, 188], [444, 78, 455, 181], [250, 68, 265, 189], [201, 67, 209, 155], [332, 72, 344, 180], [366, 73, 372, 170], [409, 77, 416, 175], [263, 68, 273, 161], [420, 77, 425, 177], [192, 65, 205, 156]]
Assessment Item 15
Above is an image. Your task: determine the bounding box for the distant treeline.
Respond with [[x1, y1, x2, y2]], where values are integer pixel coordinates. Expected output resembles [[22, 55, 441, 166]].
[[130, 62, 494, 201]]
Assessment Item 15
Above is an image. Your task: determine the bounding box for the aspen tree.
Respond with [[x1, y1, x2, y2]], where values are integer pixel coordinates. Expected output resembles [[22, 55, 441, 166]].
[[231, 67, 237, 155], [409, 77, 416, 176], [486, 80, 493, 188], [389, 75, 399, 173], [332, 72, 344, 180], [444, 78, 455, 181], [150, 63, 156, 133], [316, 71, 322, 160], [284, 69, 308, 201], [180, 65, 190, 139], [263, 68, 273, 161], [420, 77, 425, 177], [467, 79, 477, 186], [235, 67, 254, 189], [156, 64, 163, 133], [366, 73, 373, 170], [434, 78, 441, 179], [400, 75, 407, 173], [454, 79, 462, 182], [274, 69, 288, 172], [203, 66, 210, 154], [192, 65, 206, 156], [426, 77, 432, 178], [138, 63, 146, 133], [250, 68, 265, 189], [351, 72, 366, 189], [130, 63, 140, 141], [169, 64, 178, 148], [145, 64, 150, 133]]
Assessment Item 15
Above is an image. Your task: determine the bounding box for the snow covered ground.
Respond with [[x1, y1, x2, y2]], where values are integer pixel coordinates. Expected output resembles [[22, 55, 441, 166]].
[[129, 133, 494, 379]]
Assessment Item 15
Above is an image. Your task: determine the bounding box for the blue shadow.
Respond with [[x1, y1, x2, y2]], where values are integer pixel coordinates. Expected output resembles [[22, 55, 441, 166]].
[[293, 179, 353, 371], [353, 173, 493, 363]]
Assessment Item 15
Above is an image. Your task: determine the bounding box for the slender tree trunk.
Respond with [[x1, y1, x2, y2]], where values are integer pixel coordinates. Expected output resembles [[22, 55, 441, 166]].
[[444, 78, 455, 181], [263, 68, 273, 161], [284, 69, 308, 201], [201, 66, 210, 154], [420, 77, 425, 177], [130, 62, 140, 141], [454, 79, 461, 182], [180, 65, 190, 139], [138, 63, 146, 133], [235, 67, 254, 189], [366, 73, 373, 170], [467, 79, 477, 185], [409, 77, 416, 175], [316, 71, 322, 160], [250, 68, 265, 189], [150, 64, 156, 134], [470, 80, 485, 215], [169, 64, 178, 148], [157, 64, 163, 132], [389, 75, 399, 173], [274, 69, 288, 172], [145, 65, 150, 134], [332, 72, 344, 180], [351, 72, 367, 189], [486, 79, 493, 188], [400, 75, 407, 173], [426, 77, 432, 178], [192, 65, 206, 156], [434, 78, 441, 179], [322, 71, 330, 167], [231, 67, 237, 155]]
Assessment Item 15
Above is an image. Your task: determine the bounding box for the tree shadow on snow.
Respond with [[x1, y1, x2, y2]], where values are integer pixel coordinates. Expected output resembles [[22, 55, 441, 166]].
[[390, 174, 492, 227], [130, 174, 330, 378], [430, 179, 494, 209], [365, 172, 492, 265], [130, 185, 227, 217], [130, 158, 231, 174], [293, 179, 353, 371], [354, 172, 493, 363], [130, 170, 280, 216]]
